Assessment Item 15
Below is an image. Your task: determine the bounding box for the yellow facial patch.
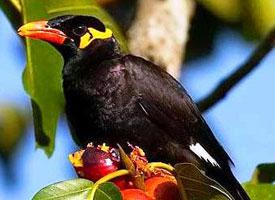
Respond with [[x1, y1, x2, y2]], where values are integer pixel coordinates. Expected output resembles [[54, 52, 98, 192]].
[[79, 27, 112, 49]]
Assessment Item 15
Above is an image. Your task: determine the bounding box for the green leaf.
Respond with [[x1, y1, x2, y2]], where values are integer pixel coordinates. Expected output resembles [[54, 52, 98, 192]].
[[32, 179, 122, 200], [94, 182, 122, 200], [250, 163, 275, 184], [32, 178, 94, 200], [20, 0, 127, 156], [242, 163, 275, 200], [243, 183, 275, 200], [174, 163, 234, 200]]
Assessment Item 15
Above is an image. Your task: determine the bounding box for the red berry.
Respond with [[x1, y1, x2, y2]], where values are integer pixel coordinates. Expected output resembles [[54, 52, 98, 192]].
[[145, 176, 180, 200], [121, 189, 153, 200], [81, 146, 121, 181], [69, 145, 121, 182], [112, 176, 134, 190]]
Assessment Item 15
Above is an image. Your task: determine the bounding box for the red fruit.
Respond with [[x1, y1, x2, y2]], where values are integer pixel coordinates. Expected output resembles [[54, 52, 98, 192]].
[[121, 189, 153, 200], [145, 176, 180, 200], [81, 146, 121, 181], [69, 144, 121, 182], [112, 176, 134, 190]]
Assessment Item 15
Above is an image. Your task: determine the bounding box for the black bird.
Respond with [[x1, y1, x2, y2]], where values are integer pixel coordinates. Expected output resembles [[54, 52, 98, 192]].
[[18, 15, 250, 200]]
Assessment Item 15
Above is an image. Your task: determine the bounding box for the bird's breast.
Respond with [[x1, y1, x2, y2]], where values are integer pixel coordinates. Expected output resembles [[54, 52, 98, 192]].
[[63, 63, 142, 137]]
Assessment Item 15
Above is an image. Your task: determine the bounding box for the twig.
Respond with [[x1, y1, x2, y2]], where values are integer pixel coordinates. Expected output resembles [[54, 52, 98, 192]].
[[197, 28, 275, 112]]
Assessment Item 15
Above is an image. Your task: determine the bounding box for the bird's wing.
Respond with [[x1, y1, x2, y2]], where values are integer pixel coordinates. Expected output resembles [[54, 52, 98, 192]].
[[123, 55, 233, 169]]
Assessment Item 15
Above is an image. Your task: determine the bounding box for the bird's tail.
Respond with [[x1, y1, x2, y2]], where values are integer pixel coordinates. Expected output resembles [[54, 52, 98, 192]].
[[224, 171, 250, 200], [208, 167, 250, 200]]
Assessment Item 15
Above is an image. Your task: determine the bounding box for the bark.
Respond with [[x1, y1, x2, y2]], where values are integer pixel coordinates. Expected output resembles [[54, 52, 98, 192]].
[[128, 0, 195, 79]]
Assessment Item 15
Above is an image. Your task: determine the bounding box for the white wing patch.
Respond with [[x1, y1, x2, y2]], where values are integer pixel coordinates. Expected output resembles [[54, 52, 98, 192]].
[[189, 143, 220, 167]]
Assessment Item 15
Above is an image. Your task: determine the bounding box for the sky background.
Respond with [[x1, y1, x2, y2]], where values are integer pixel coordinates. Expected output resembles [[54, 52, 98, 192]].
[[0, 9, 275, 200]]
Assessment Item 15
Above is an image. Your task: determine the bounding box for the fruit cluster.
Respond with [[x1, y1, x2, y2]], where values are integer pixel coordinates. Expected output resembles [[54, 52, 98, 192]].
[[69, 143, 181, 200]]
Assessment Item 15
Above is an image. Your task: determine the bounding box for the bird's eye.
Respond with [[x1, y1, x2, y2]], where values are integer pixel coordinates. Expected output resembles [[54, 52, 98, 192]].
[[73, 26, 87, 36]]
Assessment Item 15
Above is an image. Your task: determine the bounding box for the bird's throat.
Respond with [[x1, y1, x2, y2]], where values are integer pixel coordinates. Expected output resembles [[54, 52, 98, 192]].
[[62, 39, 122, 78]]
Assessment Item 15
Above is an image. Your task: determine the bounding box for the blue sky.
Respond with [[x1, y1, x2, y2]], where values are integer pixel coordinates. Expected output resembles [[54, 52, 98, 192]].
[[0, 10, 275, 200]]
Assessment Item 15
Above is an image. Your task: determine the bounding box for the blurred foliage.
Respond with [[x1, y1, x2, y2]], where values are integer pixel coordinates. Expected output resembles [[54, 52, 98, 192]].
[[242, 0, 275, 39], [185, 4, 223, 61], [0, 0, 22, 29], [196, 0, 275, 39], [250, 163, 275, 184], [196, 0, 241, 23], [243, 163, 275, 200], [0, 104, 29, 183], [0, 0, 127, 156], [186, 0, 275, 61], [0, 104, 28, 160], [102, 0, 137, 31]]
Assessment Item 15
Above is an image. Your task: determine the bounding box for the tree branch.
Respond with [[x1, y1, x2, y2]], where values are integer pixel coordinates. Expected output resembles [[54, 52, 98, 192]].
[[128, 0, 195, 79], [197, 27, 275, 112]]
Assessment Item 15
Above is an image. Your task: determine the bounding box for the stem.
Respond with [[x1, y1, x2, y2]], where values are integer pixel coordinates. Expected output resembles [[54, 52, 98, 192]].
[[147, 162, 175, 172], [88, 169, 130, 200]]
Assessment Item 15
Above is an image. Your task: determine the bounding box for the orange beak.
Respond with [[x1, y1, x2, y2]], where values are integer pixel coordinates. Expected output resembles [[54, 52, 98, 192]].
[[18, 20, 68, 45]]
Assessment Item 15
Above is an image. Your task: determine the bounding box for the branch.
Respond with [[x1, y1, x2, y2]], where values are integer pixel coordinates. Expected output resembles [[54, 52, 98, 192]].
[[197, 27, 275, 112], [127, 0, 195, 79]]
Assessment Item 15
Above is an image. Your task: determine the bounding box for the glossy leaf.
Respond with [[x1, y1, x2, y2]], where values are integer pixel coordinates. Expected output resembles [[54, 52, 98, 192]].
[[94, 182, 122, 200], [174, 163, 234, 200], [32, 179, 122, 200], [20, 0, 127, 156], [32, 178, 94, 200]]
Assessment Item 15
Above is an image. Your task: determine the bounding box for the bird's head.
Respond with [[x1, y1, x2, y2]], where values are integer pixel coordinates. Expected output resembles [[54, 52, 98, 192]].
[[18, 15, 120, 62]]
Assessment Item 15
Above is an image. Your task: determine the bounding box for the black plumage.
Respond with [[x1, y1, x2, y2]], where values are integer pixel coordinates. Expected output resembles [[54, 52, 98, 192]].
[[18, 15, 250, 200]]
